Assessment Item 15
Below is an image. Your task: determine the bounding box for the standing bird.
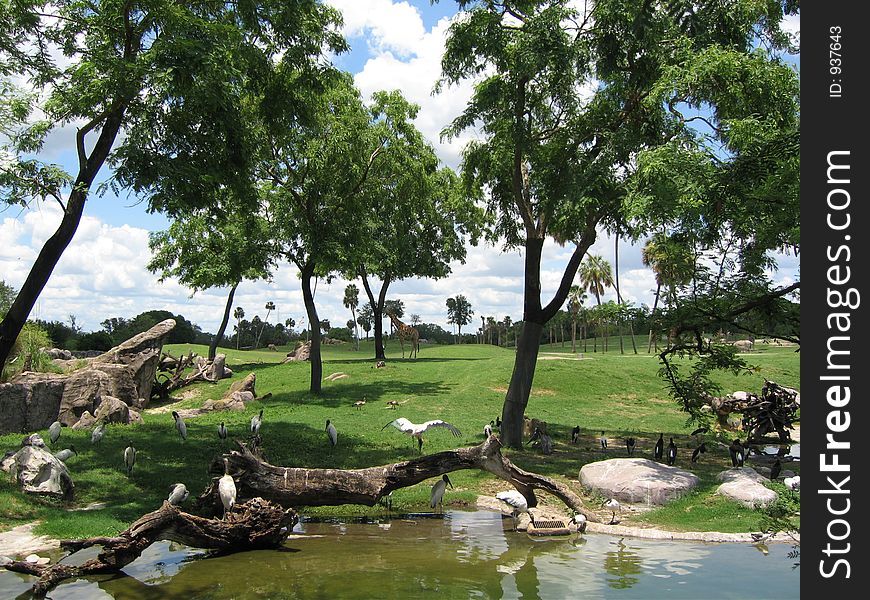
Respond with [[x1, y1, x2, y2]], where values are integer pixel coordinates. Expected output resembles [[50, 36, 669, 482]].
[[218, 457, 237, 519], [604, 498, 621, 524], [167, 483, 189, 506], [218, 422, 228, 443], [666, 438, 677, 466], [691, 443, 707, 463], [654, 433, 664, 461], [91, 421, 105, 445], [496, 490, 534, 530], [625, 437, 636, 456], [48, 421, 62, 445], [599, 431, 608, 452], [783, 475, 800, 490], [770, 458, 782, 480], [326, 419, 338, 448], [354, 399, 367, 410], [570, 426, 580, 444], [571, 512, 588, 533], [250, 409, 263, 436], [382, 417, 462, 452], [123, 441, 137, 476], [172, 411, 187, 442], [484, 421, 494, 438], [430, 474, 453, 512], [729, 439, 745, 467], [494, 417, 501, 429], [54, 446, 77, 462]]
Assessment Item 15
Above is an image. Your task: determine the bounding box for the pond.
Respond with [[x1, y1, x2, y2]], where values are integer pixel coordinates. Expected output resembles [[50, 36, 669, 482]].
[[1, 510, 800, 599]]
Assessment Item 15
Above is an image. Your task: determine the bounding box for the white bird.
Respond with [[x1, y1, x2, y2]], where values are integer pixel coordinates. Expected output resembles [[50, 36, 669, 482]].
[[48, 421, 62, 445], [123, 441, 137, 476], [168, 483, 189, 506], [484, 421, 493, 438], [218, 457, 237, 519], [91, 422, 105, 444], [783, 475, 800, 490], [172, 411, 187, 442], [572, 512, 588, 533], [604, 498, 621, 524], [430, 474, 453, 512], [251, 408, 263, 436], [218, 422, 228, 442], [326, 419, 337, 448], [496, 490, 534, 530], [54, 446, 77, 462], [382, 417, 462, 452], [751, 531, 774, 544]]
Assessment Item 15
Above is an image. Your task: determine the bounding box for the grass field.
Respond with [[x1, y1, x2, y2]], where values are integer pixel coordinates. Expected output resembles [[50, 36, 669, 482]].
[[0, 337, 800, 539]]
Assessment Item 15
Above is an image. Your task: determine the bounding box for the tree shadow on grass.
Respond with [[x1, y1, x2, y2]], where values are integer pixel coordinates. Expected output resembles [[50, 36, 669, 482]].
[[262, 380, 455, 409], [324, 356, 487, 366]]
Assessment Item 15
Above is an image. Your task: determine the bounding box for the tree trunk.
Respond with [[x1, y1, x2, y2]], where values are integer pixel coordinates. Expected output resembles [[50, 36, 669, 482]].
[[210, 282, 238, 361], [5, 498, 296, 597], [571, 319, 576, 353], [360, 269, 390, 361], [647, 283, 661, 353], [300, 264, 322, 394], [501, 320, 544, 448]]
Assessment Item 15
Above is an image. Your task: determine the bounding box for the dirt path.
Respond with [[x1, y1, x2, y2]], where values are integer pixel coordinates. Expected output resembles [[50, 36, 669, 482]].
[[0, 522, 59, 558]]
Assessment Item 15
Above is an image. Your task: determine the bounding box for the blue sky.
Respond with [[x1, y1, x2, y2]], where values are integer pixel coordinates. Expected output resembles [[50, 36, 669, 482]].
[[0, 1, 800, 335]]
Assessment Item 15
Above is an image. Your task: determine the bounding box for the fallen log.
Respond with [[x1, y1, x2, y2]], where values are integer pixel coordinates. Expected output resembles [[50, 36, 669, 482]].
[[4, 497, 297, 597], [197, 435, 599, 523]]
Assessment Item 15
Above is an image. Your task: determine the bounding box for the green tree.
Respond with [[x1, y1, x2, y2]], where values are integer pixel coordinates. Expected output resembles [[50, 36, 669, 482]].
[[255, 301, 276, 350], [1, 281, 17, 318], [233, 307, 245, 350], [641, 232, 695, 352], [344, 284, 360, 350], [567, 286, 587, 354], [446, 295, 474, 342], [438, 0, 798, 447], [0, 0, 345, 370], [357, 303, 374, 340], [579, 255, 614, 351]]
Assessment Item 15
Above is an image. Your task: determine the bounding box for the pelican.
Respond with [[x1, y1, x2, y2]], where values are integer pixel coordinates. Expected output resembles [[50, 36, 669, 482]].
[[625, 437, 636, 455], [123, 441, 137, 476], [570, 425, 580, 444], [172, 411, 187, 442], [48, 421, 62, 445], [654, 433, 664, 461], [430, 474, 453, 512], [382, 417, 461, 452], [484, 421, 494, 438], [666, 438, 677, 465], [783, 475, 800, 490], [91, 421, 105, 444], [599, 431, 608, 452], [168, 483, 189, 506], [770, 458, 782, 480], [604, 498, 621, 524], [218, 422, 228, 442], [326, 419, 337, 447], [250, 408, 263, 436], [218, 457, 237, 519], [495, 490, 534, 530], [54, 446, 77, 462]]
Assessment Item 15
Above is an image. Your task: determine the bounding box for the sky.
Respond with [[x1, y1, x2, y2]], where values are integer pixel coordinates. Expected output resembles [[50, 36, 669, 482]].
[[0, 1, 800, 337]]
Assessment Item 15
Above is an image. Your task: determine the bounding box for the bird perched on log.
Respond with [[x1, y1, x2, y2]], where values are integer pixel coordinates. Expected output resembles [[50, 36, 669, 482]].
[[123, 441, 137, 476], [326, 419, 337, 448], [666, 438, 677, 466], [729, 439, 745, 467], [48, 421, 61, 445], [91, 421, 105, 445], [571, 425, 580, 444], [218, 457, 236, 519], [218, 422, 228, 443], [168, 483, 189, 506], [382, 417, 462, 452], [172, 411, 187, 442], [250, 408, 263, 436], [654, 433, 664, 461], [496, 490, 533, 530], [599, 431, 608, 452], [604, 498, 621, 524], [54, 446, 77, 462], [625, 437, 636, 456], [770, 458, 782, 480], [691, 443, 707, 463], [430, 474, 453, 512]]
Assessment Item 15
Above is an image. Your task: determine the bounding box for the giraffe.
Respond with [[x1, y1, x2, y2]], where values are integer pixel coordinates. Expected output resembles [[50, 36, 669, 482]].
[[386, 311, 419, 359]]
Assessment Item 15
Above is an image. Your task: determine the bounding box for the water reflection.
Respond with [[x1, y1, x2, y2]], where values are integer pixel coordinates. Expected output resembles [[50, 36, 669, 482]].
[[1, 510, 799, 600]]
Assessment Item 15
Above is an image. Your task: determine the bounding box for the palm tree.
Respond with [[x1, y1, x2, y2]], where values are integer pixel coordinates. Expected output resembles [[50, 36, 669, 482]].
[[642, 233, 695, 352], [502, 315, 512, 348], [285, 318, 295, 340], [614, 231, 638, 354], [255, 301, 275, 349], [578, 254, 614, 351], [233, 306, 245, 350], [343, 284, 360, 351], [567, 285, 587, 354]]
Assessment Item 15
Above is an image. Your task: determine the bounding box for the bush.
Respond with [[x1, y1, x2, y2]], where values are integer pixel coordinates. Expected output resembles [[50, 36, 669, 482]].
[[76, 331, 114, 351], [1, 322, 60, 381]]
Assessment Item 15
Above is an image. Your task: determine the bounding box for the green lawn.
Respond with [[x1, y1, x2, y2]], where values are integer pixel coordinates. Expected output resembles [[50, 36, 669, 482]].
[[0, 338, 800, 539]]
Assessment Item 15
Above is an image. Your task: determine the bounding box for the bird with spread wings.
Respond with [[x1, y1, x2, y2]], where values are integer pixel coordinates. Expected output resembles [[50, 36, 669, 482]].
[[382, 417, 462, 452]]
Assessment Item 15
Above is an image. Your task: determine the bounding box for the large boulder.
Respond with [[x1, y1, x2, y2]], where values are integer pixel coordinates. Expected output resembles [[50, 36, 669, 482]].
[[283, 341, 311, 362], [579, 458, 700, 506], [4, 439, 74, 500], [0, 379, 64, 434], [715, 467, 778, 508]]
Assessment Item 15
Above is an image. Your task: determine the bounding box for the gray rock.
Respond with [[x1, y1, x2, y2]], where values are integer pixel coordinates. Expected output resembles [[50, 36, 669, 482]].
[[8, 444, 74, 500], [93, 395, 131, 424], [715, 467, 777, 508], [71, 411, 97, 430], [579, 458, 700, 506], [0, 379, 64, 434]]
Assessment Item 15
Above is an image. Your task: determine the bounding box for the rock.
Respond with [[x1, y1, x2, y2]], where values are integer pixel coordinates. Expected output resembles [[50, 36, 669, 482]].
[[8, 444, 75, 500], [283, 341, 311, 362], [93, 395, 131, 424], [25, 553, 50, 565], [734, 340, 754, 351], [579, 458, 700, 506], [207, 354, 231, 380], [0, 379, 64, 434], [71, 411, 97, 430], [715, 467, 777, 508], [22, 433, 47, 448], [228, 373, 256, 397]]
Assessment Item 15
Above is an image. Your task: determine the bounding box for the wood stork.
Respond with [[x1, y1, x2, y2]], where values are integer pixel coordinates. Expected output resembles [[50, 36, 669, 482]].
[[604, 498, 621, 524], [770, 458, 782, 480], [729, 439, 744, 467], [123, 441, 137, 476], [54, 446, 77, 462], [172, 411, 187, 442], [625, 437, 636, 456], [382, 417, 461, 452], [218, 422, 228, 442], [783, 475, 800, 490], [430, 474, 453, 512], [691, 442, 707, 463], [599, 431, 608, 452], [654, 433, 664, 461], [751, 531, 774, 544], [666, 438, 677, 465], [218, 457, 237, 519], [326, 419, 337, 448], [48, 421, 62, 445], [484, 421, 494, 438], [495, 490, 534, 530], [570, 425, 580, 444], [91, 422, 105, 444], [168, 483, 189, 506], [251, 409, 263, 436]]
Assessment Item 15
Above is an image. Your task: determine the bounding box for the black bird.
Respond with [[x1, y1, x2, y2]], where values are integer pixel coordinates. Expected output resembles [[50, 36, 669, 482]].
[[729, 439, 745, 467], [654, 433, 664, 461], [494, 417, 501, 429], [625, 437, 636, 456], [691, 443, 707, 463], [571, 426, 580, 444], [770, 458, 782, 480], [666, 438, 677, 465], [690, 426, 709, 437]]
